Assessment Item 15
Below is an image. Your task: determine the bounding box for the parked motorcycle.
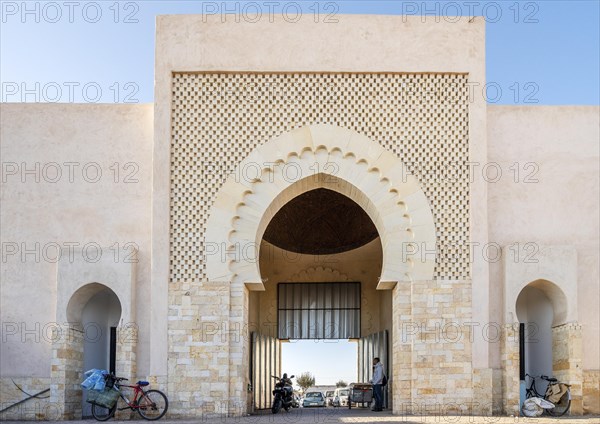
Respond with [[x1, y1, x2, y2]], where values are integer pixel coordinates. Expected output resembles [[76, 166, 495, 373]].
[[271, 373, 295, 414]]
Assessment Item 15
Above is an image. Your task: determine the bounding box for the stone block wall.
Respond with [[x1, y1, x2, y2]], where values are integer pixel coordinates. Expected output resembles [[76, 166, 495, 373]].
[[583, 369, 600, 414], [392, 282, 412, 414], [49, 325, 84, 420], [491, 368, 503, 415], [167, 280, 232, 418], [114, 325, 138, 420], [227, 282, 250, 416], [411, 281, 474, 414], [552, 323, 583, 415], [0, 377, 53, 420], [392, 280, 478, 416], [472, 368, 493, 415], [500, 323, 520, 416]]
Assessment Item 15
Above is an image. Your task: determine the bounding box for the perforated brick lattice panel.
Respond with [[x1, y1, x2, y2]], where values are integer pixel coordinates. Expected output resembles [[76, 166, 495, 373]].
[[170, 73, 470, 281]]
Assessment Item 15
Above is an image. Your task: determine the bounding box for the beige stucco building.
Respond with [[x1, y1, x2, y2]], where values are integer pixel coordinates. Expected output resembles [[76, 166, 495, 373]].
[[1, 14, 598, 420]]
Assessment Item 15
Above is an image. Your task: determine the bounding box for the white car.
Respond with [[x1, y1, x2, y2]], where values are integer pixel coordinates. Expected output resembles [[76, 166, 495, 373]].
[[332, 388, 350, 407], [302, 392, 326, 407], [325, 390, 335, 406]]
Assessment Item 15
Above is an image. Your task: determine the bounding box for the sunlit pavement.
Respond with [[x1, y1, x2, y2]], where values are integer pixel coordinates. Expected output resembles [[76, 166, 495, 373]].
[[3, 408, 600, 424]]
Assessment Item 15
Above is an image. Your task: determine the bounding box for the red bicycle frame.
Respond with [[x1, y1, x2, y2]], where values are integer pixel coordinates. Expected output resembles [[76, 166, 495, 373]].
[[114, 382, 148, 410]]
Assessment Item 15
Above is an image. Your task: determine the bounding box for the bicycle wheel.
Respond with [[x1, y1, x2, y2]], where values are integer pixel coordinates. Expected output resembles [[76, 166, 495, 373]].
[[91, 403, 116, 421], [547, 388, 571, 417], [137, 390, 169, 420]]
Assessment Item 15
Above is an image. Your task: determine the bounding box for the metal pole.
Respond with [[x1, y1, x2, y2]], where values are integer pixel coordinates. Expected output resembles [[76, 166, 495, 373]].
[[0, 388, 50, 413]]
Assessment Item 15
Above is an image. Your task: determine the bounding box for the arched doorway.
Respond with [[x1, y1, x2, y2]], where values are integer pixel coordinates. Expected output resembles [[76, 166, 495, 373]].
[[51, 279, 136, 419], [248, 187, 391, 410], [501, 245, 583, 416], [204, 125, 437, 415], [74, 286, 122, 417], [516, 283, 556, 402], [506, 278, 582, 415]]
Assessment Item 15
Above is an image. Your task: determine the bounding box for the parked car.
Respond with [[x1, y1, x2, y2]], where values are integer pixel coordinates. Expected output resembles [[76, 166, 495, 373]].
[[302, 391, 326, 407], [291, 395, 300, 408], [325, 390, 335, 406], [332, 388, 350, 407]]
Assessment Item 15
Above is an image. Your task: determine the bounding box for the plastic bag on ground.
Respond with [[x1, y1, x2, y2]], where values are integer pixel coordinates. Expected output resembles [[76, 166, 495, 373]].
[[522, 397, 555, 417]]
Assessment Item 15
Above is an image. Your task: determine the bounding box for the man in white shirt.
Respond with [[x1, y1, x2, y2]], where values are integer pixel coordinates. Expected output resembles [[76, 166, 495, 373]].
[[369, 357, 384, 411]]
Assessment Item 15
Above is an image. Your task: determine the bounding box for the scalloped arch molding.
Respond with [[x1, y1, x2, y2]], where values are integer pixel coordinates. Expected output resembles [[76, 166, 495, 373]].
[[205, 124, 436, 290]]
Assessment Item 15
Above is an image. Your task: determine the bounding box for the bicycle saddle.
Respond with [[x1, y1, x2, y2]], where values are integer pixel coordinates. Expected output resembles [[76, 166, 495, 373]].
[[137, 380, 150, 386]]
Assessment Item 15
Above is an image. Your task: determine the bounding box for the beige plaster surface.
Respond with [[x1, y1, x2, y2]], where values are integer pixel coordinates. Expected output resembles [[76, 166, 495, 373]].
[[0, 103, 154, 378], [504, 245, 577, 326], [487, 105, 600, 371], [57, 248, 137, 325]]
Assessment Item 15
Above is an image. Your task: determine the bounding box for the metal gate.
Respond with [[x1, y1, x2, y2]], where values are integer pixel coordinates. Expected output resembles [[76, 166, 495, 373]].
[[277, 282, 361, 339], [358, 330, 390, 409], [250, 332, 281, 410]]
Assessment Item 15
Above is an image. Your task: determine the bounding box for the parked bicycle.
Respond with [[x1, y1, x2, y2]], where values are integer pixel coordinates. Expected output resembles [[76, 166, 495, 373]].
[[522, 373, 571, 417], [91, 374, 168, 421]]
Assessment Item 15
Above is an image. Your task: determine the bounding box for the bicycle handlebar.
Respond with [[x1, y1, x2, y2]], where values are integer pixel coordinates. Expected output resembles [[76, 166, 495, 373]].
[[107, 373, 128, 382], [524, 373, 554, 381]]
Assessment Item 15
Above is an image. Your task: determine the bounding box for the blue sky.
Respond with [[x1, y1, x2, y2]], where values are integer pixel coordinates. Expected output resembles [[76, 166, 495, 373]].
[[1, 1, 599, 104], [281, 339, 358, 386]]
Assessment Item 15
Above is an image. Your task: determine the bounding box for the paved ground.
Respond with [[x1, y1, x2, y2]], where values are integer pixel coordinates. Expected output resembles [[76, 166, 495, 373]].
[[3, 408, 600, 424]]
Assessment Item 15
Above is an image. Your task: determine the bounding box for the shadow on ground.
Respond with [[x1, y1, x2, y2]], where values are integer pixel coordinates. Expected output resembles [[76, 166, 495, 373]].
[[3, 408, 600, 424], [174, 407, 600, 423]]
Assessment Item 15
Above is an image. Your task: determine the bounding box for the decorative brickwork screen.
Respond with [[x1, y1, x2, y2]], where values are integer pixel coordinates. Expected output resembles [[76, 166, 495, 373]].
[[170, 73, 471, 282]]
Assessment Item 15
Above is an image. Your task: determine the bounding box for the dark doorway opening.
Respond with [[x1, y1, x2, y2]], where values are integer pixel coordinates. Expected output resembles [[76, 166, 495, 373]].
[[109, 327, 117, 375]]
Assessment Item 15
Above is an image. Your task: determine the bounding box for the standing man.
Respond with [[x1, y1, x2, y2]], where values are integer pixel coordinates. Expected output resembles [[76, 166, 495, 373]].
[[370, 357, 384, 411]]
